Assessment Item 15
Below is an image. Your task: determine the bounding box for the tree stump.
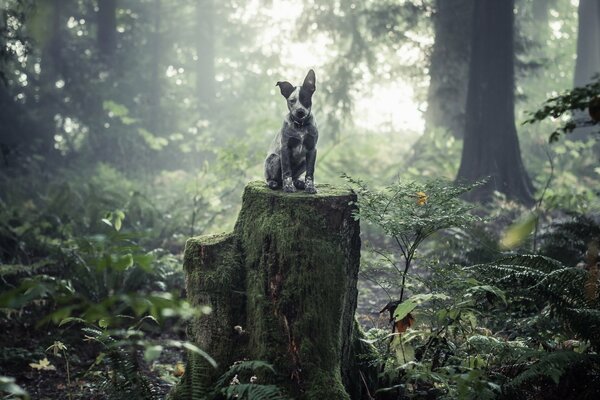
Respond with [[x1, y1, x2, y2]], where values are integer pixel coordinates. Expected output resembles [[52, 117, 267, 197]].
[[170, 181, 374, 400]]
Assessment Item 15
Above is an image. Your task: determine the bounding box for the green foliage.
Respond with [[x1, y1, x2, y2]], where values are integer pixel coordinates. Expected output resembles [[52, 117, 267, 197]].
[[538, 214, 600, 266], [471, 254, 600, 349], [214, 361, 284, 400], [346, 174, 482, 304], [524, 78, 600, 142], [0, 376, 29, 399]]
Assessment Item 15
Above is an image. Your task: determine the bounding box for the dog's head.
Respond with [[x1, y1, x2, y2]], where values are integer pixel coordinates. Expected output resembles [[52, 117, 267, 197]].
[[276, 70, 316, 123]]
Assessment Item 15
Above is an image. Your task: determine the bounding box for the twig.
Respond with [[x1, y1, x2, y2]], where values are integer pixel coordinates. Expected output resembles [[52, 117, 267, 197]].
[[359, 370, 375, 400], [532, 148, 554, 252]]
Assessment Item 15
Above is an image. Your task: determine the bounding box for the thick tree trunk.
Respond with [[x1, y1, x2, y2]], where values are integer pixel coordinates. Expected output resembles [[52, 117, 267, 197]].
[[574, 0, 600, 88], [170, 181, 375, 400], [456, 0, 535, 205], [425, 0, 473, 138], [196, 0, 216, 110], [571, 0, 600, 139], [97, 0, 117, 61]]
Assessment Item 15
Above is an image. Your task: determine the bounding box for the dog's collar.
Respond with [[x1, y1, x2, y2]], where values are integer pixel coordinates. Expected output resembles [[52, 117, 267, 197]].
[[291, 113, 310, 127]]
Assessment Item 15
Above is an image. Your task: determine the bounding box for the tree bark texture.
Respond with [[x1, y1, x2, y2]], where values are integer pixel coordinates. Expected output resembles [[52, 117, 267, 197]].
[[170, 181, 375, 400], [456, 0, 535, 205], [425, 0, 473, 138]]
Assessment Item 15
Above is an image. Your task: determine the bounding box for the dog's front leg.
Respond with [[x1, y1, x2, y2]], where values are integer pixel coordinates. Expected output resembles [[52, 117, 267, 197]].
[[305, 148, 317, 194], [280, 136, 296, 193]]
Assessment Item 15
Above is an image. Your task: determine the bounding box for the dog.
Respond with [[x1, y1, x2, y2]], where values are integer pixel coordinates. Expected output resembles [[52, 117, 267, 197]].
[[264, 70, 318, 194]]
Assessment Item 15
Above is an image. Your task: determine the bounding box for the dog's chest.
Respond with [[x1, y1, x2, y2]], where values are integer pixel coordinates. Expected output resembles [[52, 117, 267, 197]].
[[289, 127, 310, 159]]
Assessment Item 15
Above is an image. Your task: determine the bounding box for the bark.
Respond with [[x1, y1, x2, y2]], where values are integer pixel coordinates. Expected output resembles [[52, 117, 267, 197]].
[[425, 0, 473, 138], [456, 0, 535, 205], [574, 0, 600, 88], [170, 181, 376, 400], [196, 0, 216, 110], [97, 0, 117, 60], [571, 0, 600, 139]]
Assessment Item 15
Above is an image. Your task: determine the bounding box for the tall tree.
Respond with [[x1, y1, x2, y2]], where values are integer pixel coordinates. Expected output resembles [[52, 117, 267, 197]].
[[425, 0, 473, 138], [456, 0, 534, 205], [571, 0, 600, 139], [195, 0, 215, 110], [97, 0, 117, 61], [574, 0, 600, 88]]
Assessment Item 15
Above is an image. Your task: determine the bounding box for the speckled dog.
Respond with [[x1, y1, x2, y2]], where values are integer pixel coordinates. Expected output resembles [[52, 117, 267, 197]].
[[264, 70, 318, 194]]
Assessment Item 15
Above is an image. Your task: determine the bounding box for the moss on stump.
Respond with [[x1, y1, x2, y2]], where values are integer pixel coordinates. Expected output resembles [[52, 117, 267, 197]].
[[171, 181, 372, 399]]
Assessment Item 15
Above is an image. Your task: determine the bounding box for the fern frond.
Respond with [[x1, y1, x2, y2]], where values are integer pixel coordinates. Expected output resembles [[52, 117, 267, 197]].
[[507, 351, 591, 388], [214, 361, 276, 389], [221, 384, 285, 400]]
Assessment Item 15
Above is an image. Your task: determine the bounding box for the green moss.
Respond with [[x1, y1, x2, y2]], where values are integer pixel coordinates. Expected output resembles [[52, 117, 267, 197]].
[[236, 181, 359, 399], [171, 181, 361, 400], [245, 180, 354, 199]]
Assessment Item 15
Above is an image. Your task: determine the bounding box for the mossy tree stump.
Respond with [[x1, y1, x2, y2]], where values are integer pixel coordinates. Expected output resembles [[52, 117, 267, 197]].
[[171, 181, 372, 399]]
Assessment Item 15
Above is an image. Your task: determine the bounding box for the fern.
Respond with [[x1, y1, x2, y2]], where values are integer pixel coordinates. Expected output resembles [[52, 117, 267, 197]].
[[470, 254, 600, 348], [213, 361, 285, 400], [506, 351, 596, 389], [221, 384, 285, 400], [83, 326, 157, 400]]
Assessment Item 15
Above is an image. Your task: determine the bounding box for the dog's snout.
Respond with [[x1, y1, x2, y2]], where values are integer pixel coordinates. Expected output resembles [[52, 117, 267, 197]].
[[296, 109, 306, 118]]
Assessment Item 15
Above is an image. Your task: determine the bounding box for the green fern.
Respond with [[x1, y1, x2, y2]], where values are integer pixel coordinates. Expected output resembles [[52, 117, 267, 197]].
[[214, 361, 285, 400], [508, 351, 585, 387], [221, 384, 285, 400], [471, 254, 599, 348]]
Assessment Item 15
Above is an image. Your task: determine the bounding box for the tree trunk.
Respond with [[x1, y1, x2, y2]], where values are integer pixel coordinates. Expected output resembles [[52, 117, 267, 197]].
[[97, 0, 117, 61], [574, 0, 600, 87], [425, 0, 473, 138], [170, 181, 375, 400], [571, 0, 600, 139], [196, 0, 216, 111], [146, 0, 163, 165], [456, 0, 535, 205]]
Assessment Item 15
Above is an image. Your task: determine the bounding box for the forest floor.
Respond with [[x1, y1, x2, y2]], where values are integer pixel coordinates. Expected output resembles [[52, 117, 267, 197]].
[[0, 304, 187, 399], [2, 285, 390, 399]]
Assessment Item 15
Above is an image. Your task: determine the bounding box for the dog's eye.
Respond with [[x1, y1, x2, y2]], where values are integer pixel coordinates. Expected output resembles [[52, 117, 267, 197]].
[[289, 98, 296, 104]]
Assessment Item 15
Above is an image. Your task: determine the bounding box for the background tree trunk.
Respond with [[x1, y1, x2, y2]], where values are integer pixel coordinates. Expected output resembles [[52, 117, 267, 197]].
[[574, 0, 600, 88], [97, 0, 117, 61], [456, 0, 535, 205], [571, 0, 600, 139], [196, 0, 216, 111], [170, 181, 375, 400], [425, 0, 473, 138]]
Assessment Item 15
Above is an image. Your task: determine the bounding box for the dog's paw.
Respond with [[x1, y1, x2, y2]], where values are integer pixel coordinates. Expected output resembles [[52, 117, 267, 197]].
[[283, 177, 296, 193], [305, 179, 317, 194], [267, 180, 280, 190], [293, 179, 306, 190]]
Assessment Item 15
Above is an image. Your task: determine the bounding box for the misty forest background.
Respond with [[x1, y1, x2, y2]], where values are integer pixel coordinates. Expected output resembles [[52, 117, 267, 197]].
[[1, 0, 600, 399]]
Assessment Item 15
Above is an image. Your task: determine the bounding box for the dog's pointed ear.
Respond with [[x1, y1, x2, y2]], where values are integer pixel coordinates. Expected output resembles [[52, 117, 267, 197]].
[[276, 81, 295, 98], [302, 69, 316, 93]]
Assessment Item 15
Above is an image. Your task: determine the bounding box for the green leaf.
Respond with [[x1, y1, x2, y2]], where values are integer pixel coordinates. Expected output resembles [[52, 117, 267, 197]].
[[113, 254, 133, 271], [0, 376, 29, 399], [144, 345, 163, 362], [58, 317, 87, 327], [467, 285, 507, 305], [181, 342, 217, 368], [98, 318, 109, 329], [393, 300, 417, 321], [103, 100, 129, 118], [500, 213, 538, 249], [114, 217, 122, 232]]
